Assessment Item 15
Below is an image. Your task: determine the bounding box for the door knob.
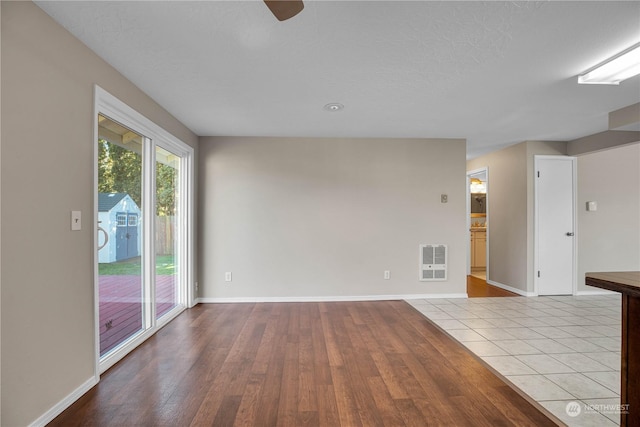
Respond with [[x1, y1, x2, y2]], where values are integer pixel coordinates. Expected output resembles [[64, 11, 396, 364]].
[[566, 232, 574, 236]]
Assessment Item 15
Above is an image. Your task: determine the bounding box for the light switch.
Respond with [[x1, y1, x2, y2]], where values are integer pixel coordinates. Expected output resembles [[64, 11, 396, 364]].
[[586, 201, 597, 212], [71, 211, 82, 230]]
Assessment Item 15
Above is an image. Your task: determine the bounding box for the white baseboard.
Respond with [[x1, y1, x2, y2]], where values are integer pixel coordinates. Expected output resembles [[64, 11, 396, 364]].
[[196, 293, 468, 304], [29, 375, 98, 427], [402, 293, 468, 300], [487, 280, 536, 297], [576, 289, 617, 296]]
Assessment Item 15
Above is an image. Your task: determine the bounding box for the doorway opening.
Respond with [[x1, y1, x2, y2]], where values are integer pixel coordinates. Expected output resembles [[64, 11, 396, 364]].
[[467, 168, 488, 281]]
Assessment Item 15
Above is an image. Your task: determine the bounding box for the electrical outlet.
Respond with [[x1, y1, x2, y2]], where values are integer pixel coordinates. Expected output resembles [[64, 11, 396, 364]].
[[225, 272, 232, 282], [195, 281, 199, 291], [384, 270, 390, 280], [441, 194, 448, 203]]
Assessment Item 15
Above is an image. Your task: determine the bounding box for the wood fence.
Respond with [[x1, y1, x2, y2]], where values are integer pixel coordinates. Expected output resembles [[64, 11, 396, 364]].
[[156, 216, 175, 255]]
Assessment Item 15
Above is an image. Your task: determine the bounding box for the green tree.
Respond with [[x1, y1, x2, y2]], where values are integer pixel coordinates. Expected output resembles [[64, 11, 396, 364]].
[[98, 139, 115, 196], [98, 139, 142, 207], [98, 139, 177, 216], [156, 163, 177, 216]]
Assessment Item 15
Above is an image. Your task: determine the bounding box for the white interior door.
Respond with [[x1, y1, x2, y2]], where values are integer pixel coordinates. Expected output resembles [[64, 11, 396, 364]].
[[535, 156, 576, 295]]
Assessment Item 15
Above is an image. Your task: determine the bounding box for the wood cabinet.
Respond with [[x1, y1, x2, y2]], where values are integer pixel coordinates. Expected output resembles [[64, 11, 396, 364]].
[[471, 229, 486, 269]]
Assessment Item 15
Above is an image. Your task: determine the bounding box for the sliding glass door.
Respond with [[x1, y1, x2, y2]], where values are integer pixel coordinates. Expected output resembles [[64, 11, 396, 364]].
[[155, 146, 180, 319], [97, 115, 145, 356], [95, 87, 193, 372]]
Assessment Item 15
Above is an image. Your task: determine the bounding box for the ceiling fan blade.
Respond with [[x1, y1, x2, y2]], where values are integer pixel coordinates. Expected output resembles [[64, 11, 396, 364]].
[[264, 0, 304, 21]]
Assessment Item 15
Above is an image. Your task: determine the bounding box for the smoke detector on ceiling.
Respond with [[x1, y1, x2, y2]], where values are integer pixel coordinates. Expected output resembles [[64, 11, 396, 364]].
[[324, 103, 344, 112]]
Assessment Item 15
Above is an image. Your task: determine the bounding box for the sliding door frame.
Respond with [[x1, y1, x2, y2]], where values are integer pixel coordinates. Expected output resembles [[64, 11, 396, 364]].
[[93, 86, 195, 375]]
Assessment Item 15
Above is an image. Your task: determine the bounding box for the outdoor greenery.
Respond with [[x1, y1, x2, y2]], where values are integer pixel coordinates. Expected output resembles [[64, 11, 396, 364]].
[[99, 255, 176, 276], [156, 163, 177, 216], [98, 139, 177, 216]]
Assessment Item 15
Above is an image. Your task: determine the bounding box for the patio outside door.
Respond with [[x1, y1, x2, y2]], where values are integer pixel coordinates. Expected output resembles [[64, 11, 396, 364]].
[[155, 146, 180, 319], [97, 115, 144, 356], [95, 87, 193, 373]]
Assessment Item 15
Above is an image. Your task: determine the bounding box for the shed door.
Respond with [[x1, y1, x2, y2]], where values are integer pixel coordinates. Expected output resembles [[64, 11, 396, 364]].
[[127, 213, 139, 258], [115, 212, 139, 261], [115, 212, 129, 261]]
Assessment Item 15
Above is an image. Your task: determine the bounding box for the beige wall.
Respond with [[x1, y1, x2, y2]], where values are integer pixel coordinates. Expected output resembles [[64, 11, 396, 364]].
[[468, 143, 528, 292], [568, 130, 640, 156], [199, 137, 467, 300], [0, 3, 3, 422], [467, 141, 566, 294], [470, 138, 640, 295], [1, 3, 197, 426], [577, 143, 640, 292]]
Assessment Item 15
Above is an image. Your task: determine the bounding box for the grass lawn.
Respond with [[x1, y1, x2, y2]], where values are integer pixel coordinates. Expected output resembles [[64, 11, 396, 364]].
[[99, 255, 175, 276]]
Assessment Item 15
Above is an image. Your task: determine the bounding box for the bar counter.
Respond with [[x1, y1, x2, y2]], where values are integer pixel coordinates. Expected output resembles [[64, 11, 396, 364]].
[[586, 271, 640, 427]]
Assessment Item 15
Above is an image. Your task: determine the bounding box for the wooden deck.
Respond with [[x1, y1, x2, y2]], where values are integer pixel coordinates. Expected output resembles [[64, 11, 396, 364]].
[[99, 275, 176, 355]]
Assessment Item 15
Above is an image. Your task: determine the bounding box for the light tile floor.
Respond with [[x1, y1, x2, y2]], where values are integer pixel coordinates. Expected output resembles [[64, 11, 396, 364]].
[[407, 294, 623, 427]]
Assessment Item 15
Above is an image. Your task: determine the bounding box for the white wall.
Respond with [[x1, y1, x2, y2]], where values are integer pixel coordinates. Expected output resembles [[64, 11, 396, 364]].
[[577, 142, 640, 292], [199, 136, 467, 300], [1, 3, 198, 425]]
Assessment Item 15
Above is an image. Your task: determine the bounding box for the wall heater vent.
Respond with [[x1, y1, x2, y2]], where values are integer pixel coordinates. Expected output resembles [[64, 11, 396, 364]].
[[419, 244, 447, 281]]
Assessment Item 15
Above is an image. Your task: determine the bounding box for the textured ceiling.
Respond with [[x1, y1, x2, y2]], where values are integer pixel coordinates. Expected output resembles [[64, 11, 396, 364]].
[[35, 1, 640, 158]]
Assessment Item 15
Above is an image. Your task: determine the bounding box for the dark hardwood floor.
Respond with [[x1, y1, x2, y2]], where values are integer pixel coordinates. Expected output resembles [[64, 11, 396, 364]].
[[49, 301, 555, 426], [467, 275, 519, 298]]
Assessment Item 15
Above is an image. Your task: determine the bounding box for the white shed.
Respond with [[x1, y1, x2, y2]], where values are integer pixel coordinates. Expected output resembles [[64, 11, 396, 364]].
[[98, 193, 142, 263]]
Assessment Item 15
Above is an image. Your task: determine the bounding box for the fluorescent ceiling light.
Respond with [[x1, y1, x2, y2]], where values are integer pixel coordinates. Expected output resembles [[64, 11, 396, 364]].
[[578, 43, 640, 85]]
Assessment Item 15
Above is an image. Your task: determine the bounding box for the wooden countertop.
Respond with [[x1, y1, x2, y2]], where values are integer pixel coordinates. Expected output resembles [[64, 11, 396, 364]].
[[586, 271, 640, 427], [586, 271, 640, 297]]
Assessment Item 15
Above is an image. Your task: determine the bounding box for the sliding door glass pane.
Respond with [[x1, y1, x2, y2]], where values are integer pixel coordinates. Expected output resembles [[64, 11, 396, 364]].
[[155, 146, 180, 318], [97, 114, 145, 356]]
